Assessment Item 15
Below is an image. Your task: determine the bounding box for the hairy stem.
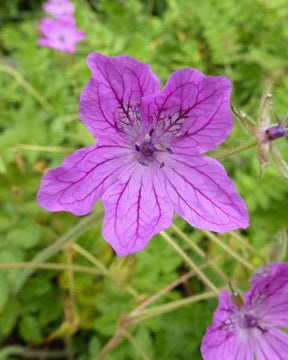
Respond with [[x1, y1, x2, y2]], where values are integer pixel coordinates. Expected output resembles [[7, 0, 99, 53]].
[[160, 231, 219, 295], [98, 331, 123, 360], [230, 232, 265, 260], [171, 224, 228, 282], [213, 139, 258, 161], [0, 346, 70, 359], [0, 262, 101, 275], [130, 291, 217, 324], [203, 231, 255, 271], [122, 330, 150, 360], [72, 243, 139, 297]]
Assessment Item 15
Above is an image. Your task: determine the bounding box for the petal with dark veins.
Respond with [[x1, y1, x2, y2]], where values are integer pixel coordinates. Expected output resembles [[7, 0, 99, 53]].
[[80, 53, 160, 139], [162, 154, 249, 232], [37, 140, 132, 216], [141, 68, 232, 153], [101, 164, 173, 256]]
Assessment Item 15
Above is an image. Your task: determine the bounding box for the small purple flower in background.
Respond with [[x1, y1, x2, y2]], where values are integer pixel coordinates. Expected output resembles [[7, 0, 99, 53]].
[[201, 263, 288, 360], [43, 0, 75, 18], [37, 54, 249, 256], [38, 18, 85, 53]]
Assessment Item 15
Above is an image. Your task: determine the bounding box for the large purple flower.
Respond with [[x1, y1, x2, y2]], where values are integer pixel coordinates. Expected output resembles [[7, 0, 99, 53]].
[[37, 53, 249, 256], [201, 263, 288, 360]]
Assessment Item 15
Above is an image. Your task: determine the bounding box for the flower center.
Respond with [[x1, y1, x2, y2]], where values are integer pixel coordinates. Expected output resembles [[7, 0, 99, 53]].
[[139, 142, 154, 157], [135, 129, 173, 168], [243, 314, 258, 328]]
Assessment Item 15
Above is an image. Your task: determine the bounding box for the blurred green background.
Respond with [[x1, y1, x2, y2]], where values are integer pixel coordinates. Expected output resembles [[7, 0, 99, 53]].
[[0, 0, 288, 359]]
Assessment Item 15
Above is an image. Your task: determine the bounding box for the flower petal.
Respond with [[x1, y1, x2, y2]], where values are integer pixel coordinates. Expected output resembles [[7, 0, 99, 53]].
[[80, 53, 160, 139], [101, 164, 173, 256], [201, 324, 239, 360], [254, 328, 288, 360], [161, 154, 249, 232], [37, 140, 132, 216], [141, 68, 232, 153], [250, 262, 288, 286], [245, 265, 288, 327], [201, 292, 254, 360]]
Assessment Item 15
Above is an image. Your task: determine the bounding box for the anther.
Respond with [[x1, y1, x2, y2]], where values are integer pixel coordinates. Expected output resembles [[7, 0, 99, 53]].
[[135, 144, 140, 152], [149, 128, 155, 136], [160, 161, 165, 168], [167, 148, 173, 154]]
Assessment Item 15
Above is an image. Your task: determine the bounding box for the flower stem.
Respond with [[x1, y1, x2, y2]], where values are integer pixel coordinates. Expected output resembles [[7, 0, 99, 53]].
[[171, 224, 228, 282], [72, 243, 139, 297], [130, 291, 217, 324], [160, 231, 220, 295], [0, 262, 101, 275], [0, 346, 70, 359], [213, 139, 258, 161], [98, 331, 123, 360], [230, 231, 265, 260], [122, 330, 150, 360], [13, 212, 102, 294], [72, 243, 109, 276], [203, 231, 255, 271], [0, 65, 52, 111]]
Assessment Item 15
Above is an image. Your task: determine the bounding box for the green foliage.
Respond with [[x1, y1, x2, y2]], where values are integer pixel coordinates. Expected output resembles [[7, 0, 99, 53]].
[[0, 0, 288, 358]]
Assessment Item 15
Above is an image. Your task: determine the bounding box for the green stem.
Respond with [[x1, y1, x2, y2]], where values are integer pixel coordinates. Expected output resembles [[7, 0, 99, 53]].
[[213, 139, 257, 161], [0, 65, 52, 111], [13, 212, 102, 294], [0, 346, 69, 359], [0, 262, 101, 275], [130, 291, 217, 324], [72, 243, 139, 297], [72, 243, 109, 276], [160, 231, 220, 295], [230, 232, 265, 260], [130, 258, 220, 316], [122, 330, 150, 360], [203, 231, 255, 271], [171, 224, 228, 282]]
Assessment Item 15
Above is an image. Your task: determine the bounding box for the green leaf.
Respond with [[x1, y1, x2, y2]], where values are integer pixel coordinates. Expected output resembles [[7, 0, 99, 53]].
[[0, 299, 20, 336], [19, 315, 43, 343]]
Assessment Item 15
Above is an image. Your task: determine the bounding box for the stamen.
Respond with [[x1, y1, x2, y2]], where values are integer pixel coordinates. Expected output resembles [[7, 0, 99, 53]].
[[149, 128, 155, 136], [160, 161, 165, 168], [138, 158, 149, 167], [167, 148, 173, 154], [135, 144, 140, 152]]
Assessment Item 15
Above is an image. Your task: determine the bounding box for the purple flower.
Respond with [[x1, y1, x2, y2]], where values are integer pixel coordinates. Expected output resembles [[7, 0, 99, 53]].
[[250, 262, 288, 286], [37, 54, 249, 256], [201, 264, 288, 360], [38, 18, 85, 53], [43, 0, 75, 18]]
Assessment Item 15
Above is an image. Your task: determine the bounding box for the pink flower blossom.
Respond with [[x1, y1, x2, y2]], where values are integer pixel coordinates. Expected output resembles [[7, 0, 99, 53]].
[[37, 54, 249, 256], [201, 263, 288, 360], [38, 18, 85, 53], [43, 0, 75, 18], [250, 262, 288, 286]]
